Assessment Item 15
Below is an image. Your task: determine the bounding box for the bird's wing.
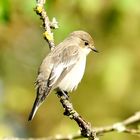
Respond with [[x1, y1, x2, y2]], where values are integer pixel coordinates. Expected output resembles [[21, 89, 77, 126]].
[[36, 44, 80, 100], [46, 44, 80, 88]]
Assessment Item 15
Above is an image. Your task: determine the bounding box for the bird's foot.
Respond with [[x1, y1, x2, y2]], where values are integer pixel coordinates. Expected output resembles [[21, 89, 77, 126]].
[[57, 90, 69, 99]]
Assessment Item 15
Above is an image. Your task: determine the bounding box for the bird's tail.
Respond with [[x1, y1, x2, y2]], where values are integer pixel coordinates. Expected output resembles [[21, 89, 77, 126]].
[[28, 96, 42, 121], [28, 86, 51, 121]]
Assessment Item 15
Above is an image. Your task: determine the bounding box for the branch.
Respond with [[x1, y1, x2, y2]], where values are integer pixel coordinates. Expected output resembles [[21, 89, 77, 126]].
[[3, 112, 140, 140], [57, 94, 96, 140], [47, 110, 140, 140], [35, 0, 58, 50], [95, 111, 140, 136], [34, 0, 96, 139]]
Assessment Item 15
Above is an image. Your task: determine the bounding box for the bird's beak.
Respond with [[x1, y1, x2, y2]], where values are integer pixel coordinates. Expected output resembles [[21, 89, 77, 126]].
[[90, 46, 99, 53]]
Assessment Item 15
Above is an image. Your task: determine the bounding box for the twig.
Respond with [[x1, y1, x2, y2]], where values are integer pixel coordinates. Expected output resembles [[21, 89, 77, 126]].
[[35, 0, 58, 50], [2, 113, 140, 140], [57, 94, 96, 140], [47, 111, 140, 140], [95, 111, 140, 136]]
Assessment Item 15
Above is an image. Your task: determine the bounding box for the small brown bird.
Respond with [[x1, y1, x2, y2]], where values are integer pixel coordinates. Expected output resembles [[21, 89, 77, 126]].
[[28, 30, 98, 121]]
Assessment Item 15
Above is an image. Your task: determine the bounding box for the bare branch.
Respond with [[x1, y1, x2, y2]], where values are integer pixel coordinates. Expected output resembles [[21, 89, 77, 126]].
[[34, 0, 96, 139], [94, 111, 140, 136], [35, 0, 58, 50], [122, 111, 140, 125], [2, 112, 140, 140], [46, 111, 140, 140], [57, 94, 96, 140]]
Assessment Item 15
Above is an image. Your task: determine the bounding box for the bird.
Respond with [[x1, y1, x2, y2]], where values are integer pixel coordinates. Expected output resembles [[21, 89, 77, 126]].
[[28, 30, 98, 121]]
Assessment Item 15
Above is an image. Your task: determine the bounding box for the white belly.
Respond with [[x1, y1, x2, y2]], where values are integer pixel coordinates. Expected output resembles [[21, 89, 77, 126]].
[[58, 56, 86, 92]]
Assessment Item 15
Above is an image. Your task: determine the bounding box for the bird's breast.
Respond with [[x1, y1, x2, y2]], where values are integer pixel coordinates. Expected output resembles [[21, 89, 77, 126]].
[[58, 56, 86, 92]]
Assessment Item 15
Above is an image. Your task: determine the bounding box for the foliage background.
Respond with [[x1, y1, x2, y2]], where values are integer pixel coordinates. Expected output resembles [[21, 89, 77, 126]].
[[0, 0, 140, 139]]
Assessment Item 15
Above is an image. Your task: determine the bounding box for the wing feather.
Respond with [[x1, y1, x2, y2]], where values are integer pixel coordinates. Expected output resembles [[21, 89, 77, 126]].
[[46, 44, 80, 88]]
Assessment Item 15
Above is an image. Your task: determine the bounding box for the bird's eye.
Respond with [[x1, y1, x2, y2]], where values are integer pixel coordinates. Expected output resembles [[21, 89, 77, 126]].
[[84, 41, 89, 46]]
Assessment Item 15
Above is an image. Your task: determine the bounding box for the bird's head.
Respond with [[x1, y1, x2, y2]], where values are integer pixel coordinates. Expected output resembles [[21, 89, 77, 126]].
[[70, 31, 98, 55]]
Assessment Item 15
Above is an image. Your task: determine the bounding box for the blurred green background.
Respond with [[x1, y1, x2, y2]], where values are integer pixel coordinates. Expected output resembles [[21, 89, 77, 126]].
[[0, 0, 140, 139]]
